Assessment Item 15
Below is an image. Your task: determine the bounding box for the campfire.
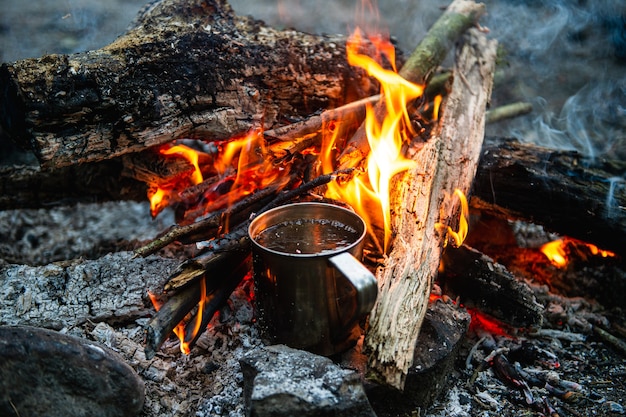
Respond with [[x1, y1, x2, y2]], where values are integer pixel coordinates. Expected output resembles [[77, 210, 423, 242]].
[[1, 0, 625, 416]]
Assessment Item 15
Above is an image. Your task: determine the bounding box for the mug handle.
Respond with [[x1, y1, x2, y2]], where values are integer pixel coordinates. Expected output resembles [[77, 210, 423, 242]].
[[328, 252, 378, 318]]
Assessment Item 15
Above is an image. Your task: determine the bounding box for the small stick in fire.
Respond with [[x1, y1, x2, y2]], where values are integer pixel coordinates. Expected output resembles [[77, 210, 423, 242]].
[[133, 184, 280, 258], [144, 169, 357, 357], [167, 168, 357, 292]]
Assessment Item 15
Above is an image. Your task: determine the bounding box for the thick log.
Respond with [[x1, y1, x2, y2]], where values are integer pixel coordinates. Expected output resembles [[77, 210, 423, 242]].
[[439, 244, 544, 328], [364, 28, 497, 390], [0, 161, 147, 210], [471, 138, 626, 258], [0, 0, 377, 169]]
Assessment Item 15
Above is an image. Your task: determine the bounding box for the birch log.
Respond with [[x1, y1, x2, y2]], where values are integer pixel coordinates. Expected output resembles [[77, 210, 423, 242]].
[[364, 28, 498, 390]]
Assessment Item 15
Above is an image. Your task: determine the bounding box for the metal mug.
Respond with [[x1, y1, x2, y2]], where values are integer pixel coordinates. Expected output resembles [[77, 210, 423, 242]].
[[248, 202, 378, 356]]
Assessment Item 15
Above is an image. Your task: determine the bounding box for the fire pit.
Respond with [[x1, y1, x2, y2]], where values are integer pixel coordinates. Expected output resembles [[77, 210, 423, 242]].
[[1, 0, 625, 416]]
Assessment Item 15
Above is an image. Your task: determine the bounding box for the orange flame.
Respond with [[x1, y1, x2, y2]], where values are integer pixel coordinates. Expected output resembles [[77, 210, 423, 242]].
[[148, 277, 207, 355], [161, 145, 204, 185], [147, 131, 292, 223], [540, 237, 615, 268], [148, 186, 168, 218], [446, 189, 470, 248], [433, 94, 443, 121], [323, 28, 424, 252], [586, 242, 615, 258], [199, 129, 290, 229], [148, 144, 207, 218], [435, 188, 470, 248]]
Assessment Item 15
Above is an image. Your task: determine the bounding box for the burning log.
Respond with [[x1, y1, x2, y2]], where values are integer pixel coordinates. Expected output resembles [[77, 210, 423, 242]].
[[337, 0, 486, 171], [472, 138, 626, 258], [0, 0, 378, 169], [364, 26, 497, 389], [144, 250, 250, 359]]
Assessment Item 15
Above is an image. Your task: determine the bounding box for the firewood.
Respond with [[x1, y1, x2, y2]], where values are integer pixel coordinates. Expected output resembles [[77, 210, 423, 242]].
[[133, 183, 279, 258], [0, 0, 378, 169], [144, 250, 249, 359], [471, 138, 626, 258], [439, 244, 544, 328], [337, 0, 486, 171], [0, 161, 147, 210], [485, 101, 533, 124], [144, 280, 201, 360], [364, 27, 497, 390]]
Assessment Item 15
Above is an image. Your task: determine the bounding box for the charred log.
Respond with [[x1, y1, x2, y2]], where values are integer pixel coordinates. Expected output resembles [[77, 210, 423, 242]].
[[0, 0, 377, 169], [439, 244, 544, 328], [472, 138, 626, 258]]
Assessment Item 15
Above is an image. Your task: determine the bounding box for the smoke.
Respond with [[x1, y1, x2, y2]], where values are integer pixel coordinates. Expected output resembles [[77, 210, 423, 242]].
[[482, 0, 626, 161]]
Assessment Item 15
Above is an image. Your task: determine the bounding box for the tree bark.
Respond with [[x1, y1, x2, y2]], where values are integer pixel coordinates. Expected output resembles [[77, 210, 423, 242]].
[[364, 28, 497, 390], [0, 0, 376, 169], [472, 138, 626, 258]]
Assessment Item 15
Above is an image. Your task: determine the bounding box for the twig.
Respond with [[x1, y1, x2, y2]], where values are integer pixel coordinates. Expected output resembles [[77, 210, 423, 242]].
[[264, 95, 380, 142], [593, 326, 626, 357], [485, 102, 533, 124], [257, 168, 356, 214], [134, 184, 279, 258], [337, 0, 486, 171]]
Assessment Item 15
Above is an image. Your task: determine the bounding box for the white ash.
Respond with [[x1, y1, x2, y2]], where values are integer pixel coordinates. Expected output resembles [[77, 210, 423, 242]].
[[0, 201, 175, 266]]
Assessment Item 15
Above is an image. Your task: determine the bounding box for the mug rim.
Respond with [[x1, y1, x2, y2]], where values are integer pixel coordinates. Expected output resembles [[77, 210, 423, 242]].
[[248, 202, 367, 258]]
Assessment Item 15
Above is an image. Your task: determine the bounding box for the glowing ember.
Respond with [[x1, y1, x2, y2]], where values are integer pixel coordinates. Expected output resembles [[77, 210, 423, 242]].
[[322, 28, 424, 252], [540, 239, 568, 268], [540, 237, 616, 268], [468, 308, 512, 338]]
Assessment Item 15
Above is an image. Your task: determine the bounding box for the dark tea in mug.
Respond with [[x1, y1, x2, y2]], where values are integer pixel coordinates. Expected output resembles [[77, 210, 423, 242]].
[[253, 218, 360, 254]]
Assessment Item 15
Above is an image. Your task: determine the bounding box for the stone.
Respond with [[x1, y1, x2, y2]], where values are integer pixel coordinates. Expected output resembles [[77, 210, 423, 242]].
[[240, 344, 376, 417], [0, 325, 145, 417]]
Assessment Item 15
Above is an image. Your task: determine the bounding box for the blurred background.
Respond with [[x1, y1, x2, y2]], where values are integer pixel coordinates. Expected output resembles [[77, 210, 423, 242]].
[[1, 0, 625, 160]]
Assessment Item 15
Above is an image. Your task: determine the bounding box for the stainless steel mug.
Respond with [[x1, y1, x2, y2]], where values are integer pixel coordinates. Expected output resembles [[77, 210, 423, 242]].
[[248, 202, 378, 356]]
